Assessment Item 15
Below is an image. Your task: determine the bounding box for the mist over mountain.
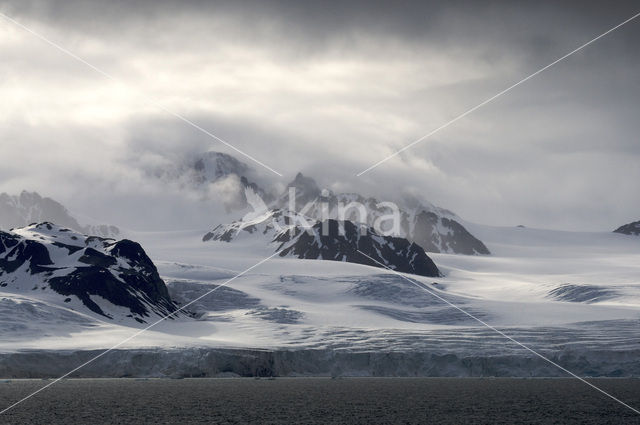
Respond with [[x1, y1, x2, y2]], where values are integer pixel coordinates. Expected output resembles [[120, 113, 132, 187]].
[[138, 149, 273, 212], [118, 148, 488, 254], [0, 191, 120, 237], [2, 0, 639, 233], [273, 173, 489, 255]]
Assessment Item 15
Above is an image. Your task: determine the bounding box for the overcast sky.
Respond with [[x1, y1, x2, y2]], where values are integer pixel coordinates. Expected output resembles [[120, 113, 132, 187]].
[[1, 0, 639, 231]]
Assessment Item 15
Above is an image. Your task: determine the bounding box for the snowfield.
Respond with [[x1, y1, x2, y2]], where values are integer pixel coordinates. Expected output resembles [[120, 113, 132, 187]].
[[1, 222, 639, 377]]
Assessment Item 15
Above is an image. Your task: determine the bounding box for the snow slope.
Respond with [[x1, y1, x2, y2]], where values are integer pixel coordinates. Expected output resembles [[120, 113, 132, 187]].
[[0, 221, 639, 376], [0, 223, 178, 324]]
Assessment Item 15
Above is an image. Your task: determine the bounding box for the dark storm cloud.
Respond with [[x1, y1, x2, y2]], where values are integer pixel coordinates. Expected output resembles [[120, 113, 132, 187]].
[[6, 0, 639, 52], [1, 0, 639, 230]]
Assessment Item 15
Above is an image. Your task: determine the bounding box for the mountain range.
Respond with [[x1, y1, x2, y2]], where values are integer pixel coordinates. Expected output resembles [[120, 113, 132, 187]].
[[152, 151, 489, 256], [203, 209, 440, 277], [0, 151, 639, 379], [275, 172, 490, 255], [0, 191, 120, 237]]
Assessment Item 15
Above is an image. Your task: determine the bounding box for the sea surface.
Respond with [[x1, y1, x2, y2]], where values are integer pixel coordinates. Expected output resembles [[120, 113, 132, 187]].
[[0, 377, 639, 424]]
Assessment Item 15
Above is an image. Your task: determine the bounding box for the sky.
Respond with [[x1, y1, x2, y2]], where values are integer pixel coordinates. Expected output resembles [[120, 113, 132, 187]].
[[0, 0, 639, 231]]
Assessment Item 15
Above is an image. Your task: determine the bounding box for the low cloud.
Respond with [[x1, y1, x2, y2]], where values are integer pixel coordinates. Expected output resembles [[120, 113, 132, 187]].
[[1, 0, 639, 231]]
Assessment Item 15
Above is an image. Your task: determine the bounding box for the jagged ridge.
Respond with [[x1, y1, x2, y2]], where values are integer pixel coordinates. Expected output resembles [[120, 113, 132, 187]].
[[273, 173, 490, 255], [204, 209, 440, 277]]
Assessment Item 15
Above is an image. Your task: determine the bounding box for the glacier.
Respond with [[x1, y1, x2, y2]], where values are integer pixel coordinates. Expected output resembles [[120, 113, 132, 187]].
[[0, 221, 639, 377]]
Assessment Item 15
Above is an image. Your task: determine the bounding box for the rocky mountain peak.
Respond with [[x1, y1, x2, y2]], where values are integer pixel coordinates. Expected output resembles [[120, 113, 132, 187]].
[[0, 223, 178, 323], [203, 209, 440, 277], [281, 172, 322, 207], [613, 220, 640, 236]]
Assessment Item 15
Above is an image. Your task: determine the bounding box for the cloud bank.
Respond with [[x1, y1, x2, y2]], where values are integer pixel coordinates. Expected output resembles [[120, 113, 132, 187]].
[[1, 0, 639, 231]]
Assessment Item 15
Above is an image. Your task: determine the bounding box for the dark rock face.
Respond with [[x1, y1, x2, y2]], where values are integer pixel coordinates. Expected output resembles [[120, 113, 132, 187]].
[[0, 233, 53, 275], [0, 223, 177, 323], [272, 173, 490, 255], [276, 220, 441, 277], [205, 210, 440, 277], [613, 221, 640, 236]]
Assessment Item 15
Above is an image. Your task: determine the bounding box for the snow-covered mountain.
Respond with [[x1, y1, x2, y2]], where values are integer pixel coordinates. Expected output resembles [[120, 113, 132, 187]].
[[274, 173, 490, 255], [614, 220, 640, 236], [0, 191, 120, 238], [203, 209, 440, 277], [0, 222, 178, 323], [150, 151, 272, 210], [145, 149, 487, 254], [1, 217, 640, 377]]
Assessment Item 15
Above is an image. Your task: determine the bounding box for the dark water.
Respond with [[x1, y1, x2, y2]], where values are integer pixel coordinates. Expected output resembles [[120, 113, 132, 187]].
[[0, 378, 639, 424]]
